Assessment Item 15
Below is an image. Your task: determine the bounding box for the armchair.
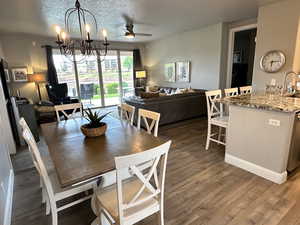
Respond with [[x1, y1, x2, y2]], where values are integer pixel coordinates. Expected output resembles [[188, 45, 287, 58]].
[[46, 83, 79, 105]]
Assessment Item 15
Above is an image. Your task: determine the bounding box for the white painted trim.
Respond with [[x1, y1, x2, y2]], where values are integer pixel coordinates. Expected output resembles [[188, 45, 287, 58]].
[[4, 170, 14, 225], [226, 23, 258, 88], [225, 153, 287, 184]]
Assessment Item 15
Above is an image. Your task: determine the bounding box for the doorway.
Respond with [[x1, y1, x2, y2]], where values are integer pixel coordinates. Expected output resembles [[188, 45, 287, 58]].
[[226, 24, 257, 88]]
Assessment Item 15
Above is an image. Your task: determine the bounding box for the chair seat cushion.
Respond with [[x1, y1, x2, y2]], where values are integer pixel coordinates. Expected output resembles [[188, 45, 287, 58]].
[[211, 116, 229, 127], [95, 178, 159, 220]]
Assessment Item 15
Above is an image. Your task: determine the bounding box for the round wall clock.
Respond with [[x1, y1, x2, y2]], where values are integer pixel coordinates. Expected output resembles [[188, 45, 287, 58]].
[[260, 50, 286, 73]]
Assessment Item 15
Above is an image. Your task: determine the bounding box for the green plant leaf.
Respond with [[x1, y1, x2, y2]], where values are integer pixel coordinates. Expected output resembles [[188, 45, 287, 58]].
[[83, 108, 112, 128]]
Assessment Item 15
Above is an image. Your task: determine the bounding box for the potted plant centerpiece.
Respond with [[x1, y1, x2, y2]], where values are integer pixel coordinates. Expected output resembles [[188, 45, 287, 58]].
[[80, 108, 110, 137]]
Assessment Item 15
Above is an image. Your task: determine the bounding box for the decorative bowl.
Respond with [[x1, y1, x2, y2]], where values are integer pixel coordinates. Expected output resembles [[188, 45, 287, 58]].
[[80, 123, 107, 137]]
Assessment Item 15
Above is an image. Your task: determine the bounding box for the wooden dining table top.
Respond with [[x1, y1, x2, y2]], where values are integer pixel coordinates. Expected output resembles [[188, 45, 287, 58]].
[[40, 116, 168, 188]]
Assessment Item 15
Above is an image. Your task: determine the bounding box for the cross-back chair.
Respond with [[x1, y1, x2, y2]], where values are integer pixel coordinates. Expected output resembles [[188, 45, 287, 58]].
[[224, 87, 239, 97], [137, 109, 161, 137], [205, 90, 228, 150], [19, 118, 95, 225], [93, 140, 171, 225], [239, 86, 252, 95], [54, 103, 83, 122], [120, 103, 135, 125]]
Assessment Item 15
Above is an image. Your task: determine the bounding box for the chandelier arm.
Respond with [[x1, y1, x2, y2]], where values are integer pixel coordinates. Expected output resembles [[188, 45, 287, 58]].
[[81, 8, 98, 34], [65, 8, 77, 33], [79, 8, 87, 28], [77, 7, 85, 40], [96, 44, 108, 58]]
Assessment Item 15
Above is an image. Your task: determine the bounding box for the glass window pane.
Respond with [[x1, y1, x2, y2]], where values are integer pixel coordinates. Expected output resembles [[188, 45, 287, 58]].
[[52, 50, 78, 97], [75, 51, 102, 108], [101, 51, 120, 106], [120, 51, 134, 97]]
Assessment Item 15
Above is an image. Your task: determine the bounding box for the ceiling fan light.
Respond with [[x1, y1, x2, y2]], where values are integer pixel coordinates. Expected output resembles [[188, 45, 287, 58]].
[[125, 32, 135, 39]]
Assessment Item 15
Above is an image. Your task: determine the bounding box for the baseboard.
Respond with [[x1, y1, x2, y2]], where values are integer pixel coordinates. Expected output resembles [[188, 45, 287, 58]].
[[225, 153, 287, 184], [4, 170, 14, 225]]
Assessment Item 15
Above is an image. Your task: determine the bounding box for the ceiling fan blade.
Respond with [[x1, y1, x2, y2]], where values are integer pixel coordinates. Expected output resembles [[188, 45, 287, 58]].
[[122, 13, 134, 25], [135, 33, 153, 37]]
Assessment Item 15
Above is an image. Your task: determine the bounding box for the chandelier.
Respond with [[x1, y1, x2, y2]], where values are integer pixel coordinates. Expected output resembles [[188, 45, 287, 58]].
[[54, 0, 109, 61]]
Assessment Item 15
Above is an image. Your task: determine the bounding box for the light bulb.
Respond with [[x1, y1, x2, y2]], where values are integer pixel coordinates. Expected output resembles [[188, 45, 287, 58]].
[[85, 24, 91, 33], [125, 33, 135, 39], [102, 29, 107, 38], [55, 25, 61, 34], [61, 32, 67, 40]]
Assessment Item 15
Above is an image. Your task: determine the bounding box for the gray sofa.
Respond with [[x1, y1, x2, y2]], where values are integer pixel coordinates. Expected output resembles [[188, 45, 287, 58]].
[[124, 88, 207, 126]]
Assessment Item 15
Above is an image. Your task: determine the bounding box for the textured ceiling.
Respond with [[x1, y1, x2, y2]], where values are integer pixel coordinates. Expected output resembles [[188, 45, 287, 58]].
[[0, 0, 283, 43]]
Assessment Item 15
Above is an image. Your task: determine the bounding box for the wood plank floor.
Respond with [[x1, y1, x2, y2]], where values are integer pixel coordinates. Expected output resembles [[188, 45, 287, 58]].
[[11, 117, 300, 225]]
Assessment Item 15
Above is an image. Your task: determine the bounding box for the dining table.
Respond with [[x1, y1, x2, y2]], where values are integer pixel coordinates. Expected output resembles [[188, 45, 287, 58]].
[[40, 115, 168, 188]]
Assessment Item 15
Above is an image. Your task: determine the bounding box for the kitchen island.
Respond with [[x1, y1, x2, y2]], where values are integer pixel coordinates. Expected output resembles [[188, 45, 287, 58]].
[[221, 94, 300, 184]]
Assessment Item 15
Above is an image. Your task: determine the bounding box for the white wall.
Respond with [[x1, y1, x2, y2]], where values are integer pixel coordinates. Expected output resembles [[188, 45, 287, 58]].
[[144, 23, 226, 90], [0, 33, 145, 102], [0, 38, 14, 225], [252, 0, 300, 90]]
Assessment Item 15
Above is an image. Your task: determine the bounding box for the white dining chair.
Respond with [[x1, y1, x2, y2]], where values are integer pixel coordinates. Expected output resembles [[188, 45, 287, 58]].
[[239, 86, 252, 95], [92, 140, 171, 225], [120, 103, 135, 125], [137, 109, 161, 137], [224, 87, 239, 97], [19, 118, 95, 225], [54, 102, 83, 122], [205, 90, 228, 150]]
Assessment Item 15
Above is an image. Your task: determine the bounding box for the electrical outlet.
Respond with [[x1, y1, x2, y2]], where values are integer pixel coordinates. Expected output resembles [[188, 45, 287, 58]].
[[269, 119, 280, 126]]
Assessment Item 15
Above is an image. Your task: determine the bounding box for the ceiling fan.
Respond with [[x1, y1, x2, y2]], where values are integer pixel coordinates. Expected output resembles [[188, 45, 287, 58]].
[[124, 23, 152, 39]]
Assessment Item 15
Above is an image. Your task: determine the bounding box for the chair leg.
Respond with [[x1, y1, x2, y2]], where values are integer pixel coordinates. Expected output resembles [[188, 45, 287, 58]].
[[51, 210, 58, 225], [42, 186, 46, 204], [218, 127, 222, 143], [40, 177, 43, 188], [205, 123, 211, 150], [224, 127, 227, 145], [46, 197, 51, 215], [158, 208, 164, 225]]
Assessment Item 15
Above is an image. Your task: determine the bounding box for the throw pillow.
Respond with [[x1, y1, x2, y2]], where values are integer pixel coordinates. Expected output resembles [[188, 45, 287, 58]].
[[175, 88, 181, 94], [181, 88, 189, 93], [159, 93, 167, 97], [170, 89, 177, 95], [140, 92, 160, 99], [188, 87, 195, 93], [159, 88, 166, 93], [148, 86, 159, 92]]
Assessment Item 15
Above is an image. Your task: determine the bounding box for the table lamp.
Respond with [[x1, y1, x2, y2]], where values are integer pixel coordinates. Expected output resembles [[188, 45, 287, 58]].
[[136, 70, 147, 79], [135, 70, 147, 87], [28, 73, 46, 101]]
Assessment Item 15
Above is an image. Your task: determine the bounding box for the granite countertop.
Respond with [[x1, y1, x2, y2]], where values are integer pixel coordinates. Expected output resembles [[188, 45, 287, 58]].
[[219, 94, 300, 113]]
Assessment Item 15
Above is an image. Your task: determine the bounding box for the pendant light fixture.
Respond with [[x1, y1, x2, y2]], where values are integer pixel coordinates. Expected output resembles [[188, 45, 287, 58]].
[[54, 0, 109, 61]]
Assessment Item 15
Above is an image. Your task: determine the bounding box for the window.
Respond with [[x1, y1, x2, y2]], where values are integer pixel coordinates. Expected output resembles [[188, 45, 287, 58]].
[[52, 49, 134, 108], [101, 51, 120, 106], [120, 51, 134, 97], [111, 59, 117, 71], [53, 51, 77, 97]]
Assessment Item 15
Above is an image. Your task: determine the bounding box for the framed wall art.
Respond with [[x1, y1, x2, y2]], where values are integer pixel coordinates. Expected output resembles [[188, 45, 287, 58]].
[[12, 67, 28, 82], [176, 61, 190, 82], [164, 63, 176, 82]]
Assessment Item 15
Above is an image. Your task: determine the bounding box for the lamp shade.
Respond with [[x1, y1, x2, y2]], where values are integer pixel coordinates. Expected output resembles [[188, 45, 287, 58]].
[[28, 73, 46, 83], [136, 70, 147, 78]]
